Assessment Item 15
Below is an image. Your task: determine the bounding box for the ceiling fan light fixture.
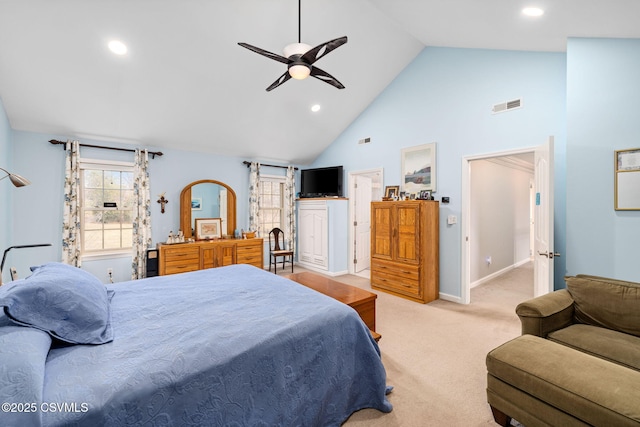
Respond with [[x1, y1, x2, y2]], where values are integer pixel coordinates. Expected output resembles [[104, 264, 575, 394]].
[[283, 42, 311, 58], [237, 0, 347, 91], [289, 64, 311, 80]]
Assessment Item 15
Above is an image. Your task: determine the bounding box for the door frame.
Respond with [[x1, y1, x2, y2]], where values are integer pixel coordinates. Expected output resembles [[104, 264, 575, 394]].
[[461, 145, 547, 304], [348, 168, 384, 275]]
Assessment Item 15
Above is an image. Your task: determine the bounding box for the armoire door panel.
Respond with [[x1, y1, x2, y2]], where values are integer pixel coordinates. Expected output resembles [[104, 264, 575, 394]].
[[372, 204, 393, 259]]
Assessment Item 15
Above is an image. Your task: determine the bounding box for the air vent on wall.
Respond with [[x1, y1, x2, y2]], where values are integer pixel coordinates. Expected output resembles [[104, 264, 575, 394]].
[[358, 137, 371, 144], [492, 98, 523, 114]]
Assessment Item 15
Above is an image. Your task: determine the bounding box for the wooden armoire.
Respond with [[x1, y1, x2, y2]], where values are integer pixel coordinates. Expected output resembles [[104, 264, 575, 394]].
[[370, 200, 439, 303]]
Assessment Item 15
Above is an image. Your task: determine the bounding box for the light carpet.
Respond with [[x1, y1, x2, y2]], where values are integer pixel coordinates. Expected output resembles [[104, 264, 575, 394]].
[[282, 263, 534, 426]]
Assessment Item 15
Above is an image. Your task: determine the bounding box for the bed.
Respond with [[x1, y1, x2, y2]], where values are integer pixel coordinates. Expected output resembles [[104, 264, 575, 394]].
[[0, 262, 392, 426]]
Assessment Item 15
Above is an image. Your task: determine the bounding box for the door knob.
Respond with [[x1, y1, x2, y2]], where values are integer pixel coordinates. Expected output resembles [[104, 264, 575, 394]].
[[538, 251, 561, 259]]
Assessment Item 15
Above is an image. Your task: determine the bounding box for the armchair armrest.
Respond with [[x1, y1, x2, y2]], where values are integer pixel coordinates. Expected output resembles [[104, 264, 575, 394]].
[[515, 289, 575, 337]]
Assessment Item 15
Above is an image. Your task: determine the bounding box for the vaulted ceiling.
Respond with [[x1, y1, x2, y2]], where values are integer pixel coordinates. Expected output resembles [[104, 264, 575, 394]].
[[1, 1, 639, 164]]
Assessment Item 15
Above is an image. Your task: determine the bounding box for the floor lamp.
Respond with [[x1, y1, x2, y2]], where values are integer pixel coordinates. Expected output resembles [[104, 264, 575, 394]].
[[0, 167, 31, 187], [1, 166, 41, 284], [0, 244, 53, 285]]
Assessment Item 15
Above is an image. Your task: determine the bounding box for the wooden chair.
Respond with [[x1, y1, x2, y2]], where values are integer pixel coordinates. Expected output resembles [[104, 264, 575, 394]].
[[268, 227, 294, 273]]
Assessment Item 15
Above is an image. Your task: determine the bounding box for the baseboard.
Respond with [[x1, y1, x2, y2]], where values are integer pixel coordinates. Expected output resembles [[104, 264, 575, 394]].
[[439, 293, 463, 304], [296, 261, 347, 277], [471, 258, 531, 289]]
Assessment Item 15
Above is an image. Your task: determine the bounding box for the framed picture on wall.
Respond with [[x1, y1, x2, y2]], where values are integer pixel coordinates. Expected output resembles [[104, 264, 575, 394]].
[[191, 198, 202, 210], [401, 142, 437, 193], [195, 218, 222, 240]]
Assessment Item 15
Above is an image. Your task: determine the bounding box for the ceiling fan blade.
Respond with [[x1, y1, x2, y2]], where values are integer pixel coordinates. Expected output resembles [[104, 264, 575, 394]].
[[301, 36, 347, 65], [238, 42, 290, 64], [310, 66, 345, 89], [266, 71, 293, 92]]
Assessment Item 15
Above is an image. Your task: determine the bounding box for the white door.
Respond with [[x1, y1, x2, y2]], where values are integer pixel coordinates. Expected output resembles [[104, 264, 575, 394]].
[[353, 175, 372, 273], [533, 136, 556, 297]]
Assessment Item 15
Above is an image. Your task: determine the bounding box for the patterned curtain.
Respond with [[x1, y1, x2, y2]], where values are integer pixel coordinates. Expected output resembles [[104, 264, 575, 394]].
[[285, 165, 296, 253], [248, 162, 260, 235], [131, 149, 152, 279], [62, 140, 82, 267]]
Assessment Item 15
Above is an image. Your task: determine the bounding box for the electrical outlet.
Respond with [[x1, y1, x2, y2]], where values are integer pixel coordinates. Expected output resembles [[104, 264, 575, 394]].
[[485, 256, 492, 265], [107, 268, 113, 275]]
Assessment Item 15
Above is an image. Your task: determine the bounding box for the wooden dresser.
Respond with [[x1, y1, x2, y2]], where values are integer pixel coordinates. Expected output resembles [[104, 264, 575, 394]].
[[158, 238, 263, 275], [370, 200, 439, 303]]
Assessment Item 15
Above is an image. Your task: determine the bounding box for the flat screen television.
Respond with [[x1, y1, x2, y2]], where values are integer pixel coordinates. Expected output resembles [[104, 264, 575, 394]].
[[300, 166, 343, 198]]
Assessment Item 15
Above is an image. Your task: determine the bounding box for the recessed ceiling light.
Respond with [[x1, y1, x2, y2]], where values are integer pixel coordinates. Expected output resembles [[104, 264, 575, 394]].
[[108, 40, 128, 55], [522, 7, 544, 17], [311, 104, 321, 112]]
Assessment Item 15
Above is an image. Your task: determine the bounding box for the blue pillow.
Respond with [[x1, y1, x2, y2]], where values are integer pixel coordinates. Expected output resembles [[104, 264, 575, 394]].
[[0, 262, 114, 345], [0, 319, 51, 426]]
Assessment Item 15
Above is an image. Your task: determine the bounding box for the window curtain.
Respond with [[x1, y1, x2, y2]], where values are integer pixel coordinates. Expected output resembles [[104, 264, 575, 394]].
[[62, 140, 82, 267], [131, 149, 152, 279], [248, 162, 260, 235], [285, 165, 296, 253]]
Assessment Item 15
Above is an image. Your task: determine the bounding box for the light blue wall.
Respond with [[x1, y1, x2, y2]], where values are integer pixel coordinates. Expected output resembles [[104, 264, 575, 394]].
[[312, 47, 567, 298], [566, 38, 640, 281], [9, 130, 255, 282], [0, 97, 12, 277]]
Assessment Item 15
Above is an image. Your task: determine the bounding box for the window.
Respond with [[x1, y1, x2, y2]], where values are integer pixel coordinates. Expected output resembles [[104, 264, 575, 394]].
[[258, 176, 285, 237], [80, 160, 134, 255]]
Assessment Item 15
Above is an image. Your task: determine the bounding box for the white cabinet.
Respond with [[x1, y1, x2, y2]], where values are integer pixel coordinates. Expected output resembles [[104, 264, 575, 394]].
[[298, 201, 328, 269], [297, 199, 348, 275]]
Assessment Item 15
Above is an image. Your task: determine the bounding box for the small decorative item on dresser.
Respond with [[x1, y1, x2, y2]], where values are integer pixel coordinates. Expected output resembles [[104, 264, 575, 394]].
[[243, 231, 256, 239], [418, 190, 432, 200], [384, 185, 399, 199], [195, 218, 222, 240]]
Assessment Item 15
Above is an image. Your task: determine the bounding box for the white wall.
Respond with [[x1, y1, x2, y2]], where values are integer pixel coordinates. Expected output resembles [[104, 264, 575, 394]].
[[470, 159, 532, 283]]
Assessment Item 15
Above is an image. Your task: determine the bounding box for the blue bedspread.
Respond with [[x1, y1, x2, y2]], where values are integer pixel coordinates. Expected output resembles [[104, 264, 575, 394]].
[[1, 264, 391, 426]]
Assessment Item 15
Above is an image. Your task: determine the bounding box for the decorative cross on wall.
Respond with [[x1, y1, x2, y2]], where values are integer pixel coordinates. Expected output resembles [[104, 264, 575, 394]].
[[157, 193, 168, 214]]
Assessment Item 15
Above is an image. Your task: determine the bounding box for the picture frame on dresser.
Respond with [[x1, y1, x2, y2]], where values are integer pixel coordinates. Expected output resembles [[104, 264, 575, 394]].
[[384, 185, 399, 199], [195, 218, 222, 240]]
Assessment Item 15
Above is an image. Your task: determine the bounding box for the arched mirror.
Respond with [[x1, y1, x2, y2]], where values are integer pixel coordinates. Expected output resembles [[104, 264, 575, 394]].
[[180, 180, 237, 239]]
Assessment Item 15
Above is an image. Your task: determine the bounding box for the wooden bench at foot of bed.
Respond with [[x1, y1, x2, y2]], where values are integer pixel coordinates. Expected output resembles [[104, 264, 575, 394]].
[[285, 272, 381, 342]]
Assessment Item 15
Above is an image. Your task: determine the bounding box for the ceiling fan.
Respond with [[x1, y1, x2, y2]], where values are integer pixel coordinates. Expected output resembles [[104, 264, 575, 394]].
[[238, 0, 347, 92]]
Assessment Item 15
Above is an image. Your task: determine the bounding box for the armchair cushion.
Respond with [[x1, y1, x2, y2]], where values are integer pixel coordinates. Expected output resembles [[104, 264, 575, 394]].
[[548, 324, 640, 371], [566, 275, 640, 338]]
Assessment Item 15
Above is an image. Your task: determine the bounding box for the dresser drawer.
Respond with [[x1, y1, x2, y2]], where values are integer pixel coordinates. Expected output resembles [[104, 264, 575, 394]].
[[164, 261, 200, 275], [371, 259, 421, 298], [161, 246, 200, 275], [163, 246, 200, 261], [236, 239, 263, 268]]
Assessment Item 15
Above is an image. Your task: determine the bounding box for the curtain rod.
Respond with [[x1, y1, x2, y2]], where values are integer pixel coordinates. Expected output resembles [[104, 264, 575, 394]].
[[242, 161, 298, 170], [49, 139, 164, 159]]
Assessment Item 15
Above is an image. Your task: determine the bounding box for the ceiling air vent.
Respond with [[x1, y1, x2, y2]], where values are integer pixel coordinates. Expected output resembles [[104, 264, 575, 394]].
[[358, 137, 371, 144], [492, 98, 523, 114]]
